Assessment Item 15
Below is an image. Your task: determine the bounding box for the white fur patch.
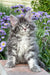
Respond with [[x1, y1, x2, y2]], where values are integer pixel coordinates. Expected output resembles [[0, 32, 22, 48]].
[[12, 50, 17, 55], [13, 56, 16, 64], [28, 58, 41, 72], [7, 56, 16, 64], [18, 35, 29, 57], [28, 58, 37, 69]]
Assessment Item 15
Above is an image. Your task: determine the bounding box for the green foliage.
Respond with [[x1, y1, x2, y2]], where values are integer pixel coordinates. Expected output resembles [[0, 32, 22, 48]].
[[31, 1, 50, 70], [0, 3, 10, 59], [31, 0, 50, 14], [0, 3, 10, 15], [35, 17, 50, 71], [31, 0, 39, 12], [39, 0, 50, 14]]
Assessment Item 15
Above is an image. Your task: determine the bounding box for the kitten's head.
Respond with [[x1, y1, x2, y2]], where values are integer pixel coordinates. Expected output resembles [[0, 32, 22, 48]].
[[10, 11, 35, 34]]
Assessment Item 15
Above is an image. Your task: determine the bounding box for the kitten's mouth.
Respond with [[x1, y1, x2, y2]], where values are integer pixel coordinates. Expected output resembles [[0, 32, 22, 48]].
[[24, 28, 26, 31]]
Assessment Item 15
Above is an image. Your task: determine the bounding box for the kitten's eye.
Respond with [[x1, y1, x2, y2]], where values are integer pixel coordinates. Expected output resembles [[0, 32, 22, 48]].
[[15, 26, 19, 32], [27, 24, 28, 25], [27, 24, 29, 27], [14, 26, 17, 31], [19, 25, 23, 29]]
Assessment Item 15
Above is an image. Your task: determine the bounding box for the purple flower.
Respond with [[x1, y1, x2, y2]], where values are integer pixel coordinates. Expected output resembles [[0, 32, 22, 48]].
[[1, 41, 6, 47], [31, 15, 36, 20], [21, 7, 31, 13], [31, 14, 39, 20], [7, 18, 10, 21], [44, 12, 48, 16], [44, 30, 49, 36], [43, 23, 46, 25], [47, 20, 50, 24], [3, 16, 10, 21], [5, 16, 9, 18], [18, 13, 25, 17], [14, 9, 20, 13], [46, 15, 50, 18], [4, 23, 8, 26], [21, 8, 27, 12], [16, 9, 20, 12], [0, 19, 3, 22], [11, 5, 19, 9], [35, 12, 41, 18], [38, 11, 44, 16], [14, 5, 20, 8], [1, 22, 4, 25], [3, 17, 7, 21], [2, 12, 5, 15], [1, 26, 8, 29], [4, 32, 6, 35], [19, 4, 25, 8], [44, 26, 50, 30], [0, 30, 4, 33], [6, 16, 10, 18], [35, 17, 39, 20], [0, 12, 2, 16], [46, 26, 50, 29], [39, 17, 42, 22], [26, 7, 32, 11], [42, 16, 46, 19], [0, 46, 4, 52], [4, 23, 10, 27], [14, 10, 17, 13], [11, 6, 15, 9], [0, 29, 6, 35], [1, 36, 5, 39], [0, 39, 1, 41], [32, 12, 35, 15]]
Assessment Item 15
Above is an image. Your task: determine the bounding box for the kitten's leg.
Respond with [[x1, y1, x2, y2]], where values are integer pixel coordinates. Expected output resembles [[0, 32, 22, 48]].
[[5, 55, 16, 68], [5, 46, 18, 68], [25, 51, 41, 72]]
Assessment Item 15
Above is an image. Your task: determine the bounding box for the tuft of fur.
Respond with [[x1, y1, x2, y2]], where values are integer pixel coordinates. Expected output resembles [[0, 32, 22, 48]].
[[5, 11, 44, 72]]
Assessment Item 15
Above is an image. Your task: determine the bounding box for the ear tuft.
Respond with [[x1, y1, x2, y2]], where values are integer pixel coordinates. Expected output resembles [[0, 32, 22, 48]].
[[25, 11, 32, 22], [10, 14, 18, 26]]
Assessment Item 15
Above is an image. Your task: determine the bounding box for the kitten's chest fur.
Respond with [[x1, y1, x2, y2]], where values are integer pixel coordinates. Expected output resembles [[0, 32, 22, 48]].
[[17, 30, 30, 58], [17, 35, 29, 57]]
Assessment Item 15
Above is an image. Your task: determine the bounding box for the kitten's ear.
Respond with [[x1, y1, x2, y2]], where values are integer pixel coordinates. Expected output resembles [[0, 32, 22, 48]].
[[10, 15, 18, 26], [25, 11, 32, 22]]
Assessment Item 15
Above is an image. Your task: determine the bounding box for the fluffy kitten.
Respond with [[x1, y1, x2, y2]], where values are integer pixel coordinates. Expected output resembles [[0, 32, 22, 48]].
[[5, 11, 42, 72]]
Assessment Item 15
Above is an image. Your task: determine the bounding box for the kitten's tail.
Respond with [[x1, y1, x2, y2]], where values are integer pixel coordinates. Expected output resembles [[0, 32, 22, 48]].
[[38, 59, 45, 69]]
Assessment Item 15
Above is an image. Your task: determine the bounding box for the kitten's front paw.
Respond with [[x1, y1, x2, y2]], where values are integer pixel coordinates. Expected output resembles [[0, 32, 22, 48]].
[[5, 61, 15, 68], [31, 65, 41, 72]]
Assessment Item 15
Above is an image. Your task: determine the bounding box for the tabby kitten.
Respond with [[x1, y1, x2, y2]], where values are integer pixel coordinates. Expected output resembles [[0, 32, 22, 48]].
[[5, 11, 41, 72]]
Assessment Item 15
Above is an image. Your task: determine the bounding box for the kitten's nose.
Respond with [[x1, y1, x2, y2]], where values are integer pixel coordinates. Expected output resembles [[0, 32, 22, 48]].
[[24, 28, 26, 30]]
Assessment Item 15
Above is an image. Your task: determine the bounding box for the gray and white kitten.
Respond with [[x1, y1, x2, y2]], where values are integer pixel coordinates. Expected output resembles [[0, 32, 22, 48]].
[[5, 11, 42, 72]]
